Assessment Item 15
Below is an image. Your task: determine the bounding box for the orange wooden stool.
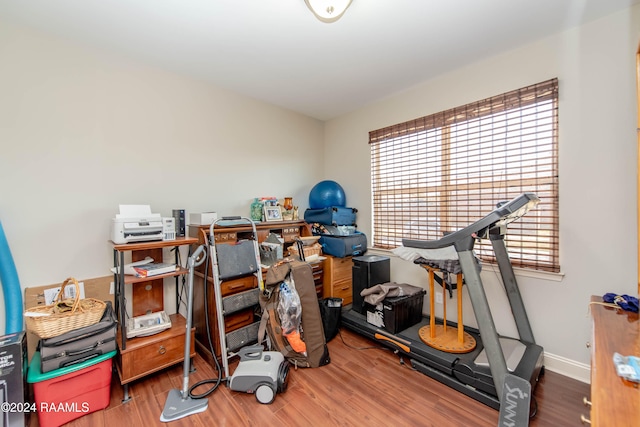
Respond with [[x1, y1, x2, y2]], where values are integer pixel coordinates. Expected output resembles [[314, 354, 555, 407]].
[[418, 265, 476, 353]]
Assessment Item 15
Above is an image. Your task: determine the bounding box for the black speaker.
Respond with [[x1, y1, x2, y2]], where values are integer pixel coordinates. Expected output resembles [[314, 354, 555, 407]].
[[352, 255, 390, 313], [172, 209, 185, 237]]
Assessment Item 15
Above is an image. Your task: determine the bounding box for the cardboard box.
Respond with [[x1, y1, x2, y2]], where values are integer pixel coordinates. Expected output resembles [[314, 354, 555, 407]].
[[0, 331, 30, 427], [24, 276, 114, 362], [189, 212, 218, 225]]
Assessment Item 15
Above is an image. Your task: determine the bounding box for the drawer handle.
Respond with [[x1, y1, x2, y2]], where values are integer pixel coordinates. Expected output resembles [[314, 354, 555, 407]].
[[583, 397, 592, 407], [585, 341, 591, 348], [158, 345, 167, 355], [580, 414, 591, 424]]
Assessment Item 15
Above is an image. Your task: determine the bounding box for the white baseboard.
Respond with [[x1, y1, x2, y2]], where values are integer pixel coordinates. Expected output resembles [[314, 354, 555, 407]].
[[543, 352, 590, 384]]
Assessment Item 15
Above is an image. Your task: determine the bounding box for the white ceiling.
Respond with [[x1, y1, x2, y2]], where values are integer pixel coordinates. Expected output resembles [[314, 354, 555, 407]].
[[0, 0, 638, 120]]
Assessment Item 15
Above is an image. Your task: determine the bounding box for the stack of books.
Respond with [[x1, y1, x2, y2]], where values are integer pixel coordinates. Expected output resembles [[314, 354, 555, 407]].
[[133, 262, 178, 278]]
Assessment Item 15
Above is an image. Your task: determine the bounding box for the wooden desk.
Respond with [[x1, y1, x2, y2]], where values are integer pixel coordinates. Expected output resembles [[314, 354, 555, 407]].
[[187, 220, 319, 366], [587, 295, 640, 425]]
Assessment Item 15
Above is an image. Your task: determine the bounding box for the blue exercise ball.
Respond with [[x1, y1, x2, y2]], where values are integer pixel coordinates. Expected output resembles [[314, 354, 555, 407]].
[[309, 180, 346, 209]]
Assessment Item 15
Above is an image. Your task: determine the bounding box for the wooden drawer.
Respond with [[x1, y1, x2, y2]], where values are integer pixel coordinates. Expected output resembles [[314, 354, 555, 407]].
[[197, 272, 257, 297], [224, 308, 255, 331], [331, 256, 352, 281], [221, 275, 257, 296], [312, 268, 323, 283], [311, 260, 324, 298], [331, 279, 352, 305], [213, 232, 238, 243], [117, 314, 195, 384], [282, 226, 301, 242]]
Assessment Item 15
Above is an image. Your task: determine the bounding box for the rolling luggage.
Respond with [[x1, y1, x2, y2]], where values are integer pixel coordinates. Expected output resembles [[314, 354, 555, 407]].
[[319, 232, 367, 258], [304, 207, 357, 226], [39, 301, 117, 373], [310, 223, 358, 236]]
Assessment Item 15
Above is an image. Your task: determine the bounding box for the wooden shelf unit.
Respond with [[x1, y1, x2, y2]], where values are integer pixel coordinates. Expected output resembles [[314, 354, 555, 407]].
[[111, 236, 198, 401]]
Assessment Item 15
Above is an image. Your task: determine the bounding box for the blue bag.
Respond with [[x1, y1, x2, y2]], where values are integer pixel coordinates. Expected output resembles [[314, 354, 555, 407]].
[[319, 232, 367, 258], [304, 207, 357, 226]]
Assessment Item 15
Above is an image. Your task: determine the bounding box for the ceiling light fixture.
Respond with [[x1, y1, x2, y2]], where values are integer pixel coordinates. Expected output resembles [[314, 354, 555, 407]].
[[305, 0, 352, 23]]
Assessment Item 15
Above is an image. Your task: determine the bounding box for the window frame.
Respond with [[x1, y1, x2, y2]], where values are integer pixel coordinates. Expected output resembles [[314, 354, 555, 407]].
[[369, 78, 559, 273]]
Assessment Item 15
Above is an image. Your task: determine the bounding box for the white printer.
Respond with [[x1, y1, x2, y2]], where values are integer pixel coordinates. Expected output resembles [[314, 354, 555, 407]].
[[111, 205, 164, 244]]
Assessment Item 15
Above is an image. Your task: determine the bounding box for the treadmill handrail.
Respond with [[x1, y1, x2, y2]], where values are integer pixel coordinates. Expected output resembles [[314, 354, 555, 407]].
[[402, 193, 539, 250]]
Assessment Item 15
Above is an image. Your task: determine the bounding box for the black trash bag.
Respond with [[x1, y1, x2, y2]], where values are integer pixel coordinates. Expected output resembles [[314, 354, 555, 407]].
[[319, 298, 343, 342]]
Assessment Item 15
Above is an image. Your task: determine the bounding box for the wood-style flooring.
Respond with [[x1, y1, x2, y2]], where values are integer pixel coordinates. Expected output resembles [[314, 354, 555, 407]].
[[33, 328, 591, 426]]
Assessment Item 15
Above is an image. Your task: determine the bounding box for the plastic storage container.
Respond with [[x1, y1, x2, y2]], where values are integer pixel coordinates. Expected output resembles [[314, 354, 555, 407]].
[[28, 350, 116, 427], [365, 287, 426, 333]]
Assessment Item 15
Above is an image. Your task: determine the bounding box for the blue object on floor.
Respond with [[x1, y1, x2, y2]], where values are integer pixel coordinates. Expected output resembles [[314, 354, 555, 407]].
[[0, 221, 23, 334]]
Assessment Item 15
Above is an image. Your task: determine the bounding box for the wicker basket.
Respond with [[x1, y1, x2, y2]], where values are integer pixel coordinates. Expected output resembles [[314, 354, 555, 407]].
[[24, 277, 107, 339], [288, 242, 322, 259]]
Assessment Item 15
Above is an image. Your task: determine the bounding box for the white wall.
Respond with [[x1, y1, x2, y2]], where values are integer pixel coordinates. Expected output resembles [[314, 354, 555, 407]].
[[324, 6, 640, 381], [0, 22, 324, 333]]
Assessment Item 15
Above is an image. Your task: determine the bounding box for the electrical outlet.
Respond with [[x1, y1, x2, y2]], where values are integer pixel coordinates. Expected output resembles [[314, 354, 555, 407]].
[[435, 292, 443, 304]]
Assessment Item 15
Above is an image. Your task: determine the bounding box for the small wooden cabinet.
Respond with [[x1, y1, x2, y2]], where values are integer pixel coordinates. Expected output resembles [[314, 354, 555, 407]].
[[116, 313, 194, 384], [322, 255, 353, 305], [111, 237, 198, 401]]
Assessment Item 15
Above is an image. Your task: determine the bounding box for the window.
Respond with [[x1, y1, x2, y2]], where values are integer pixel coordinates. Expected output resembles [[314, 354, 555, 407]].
[[369, 78, 559, 273]]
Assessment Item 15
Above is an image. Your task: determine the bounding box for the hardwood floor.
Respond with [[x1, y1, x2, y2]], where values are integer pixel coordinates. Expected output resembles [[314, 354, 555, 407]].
[[32, 328, 591, 426]]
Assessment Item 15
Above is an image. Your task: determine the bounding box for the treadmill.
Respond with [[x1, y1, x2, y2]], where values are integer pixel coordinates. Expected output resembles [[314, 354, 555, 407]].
[[341, 193, 544, 412]]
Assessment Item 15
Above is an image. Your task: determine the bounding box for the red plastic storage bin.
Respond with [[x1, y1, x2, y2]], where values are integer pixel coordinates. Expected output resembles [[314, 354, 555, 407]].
[[27, 350, 115, 427]]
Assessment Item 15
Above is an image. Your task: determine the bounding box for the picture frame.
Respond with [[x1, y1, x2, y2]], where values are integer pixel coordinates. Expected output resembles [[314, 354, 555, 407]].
[[264, 205, 282, 222]]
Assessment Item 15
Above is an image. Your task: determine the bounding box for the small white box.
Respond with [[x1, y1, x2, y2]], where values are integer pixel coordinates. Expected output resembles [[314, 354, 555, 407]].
[[162, 217, 176, 240], [189, 212, 218, 225]]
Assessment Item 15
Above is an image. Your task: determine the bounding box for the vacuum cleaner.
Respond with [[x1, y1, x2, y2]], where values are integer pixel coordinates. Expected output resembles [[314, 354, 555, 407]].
[[160, 244, 208, 422], [229, 345, 290, 404]]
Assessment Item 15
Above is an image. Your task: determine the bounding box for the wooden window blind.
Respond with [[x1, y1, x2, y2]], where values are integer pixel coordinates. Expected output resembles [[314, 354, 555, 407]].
[[369, 78, 559, 272]]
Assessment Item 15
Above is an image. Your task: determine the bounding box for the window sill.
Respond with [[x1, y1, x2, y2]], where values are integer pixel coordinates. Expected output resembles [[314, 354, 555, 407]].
[[482, 262, 564, 282], [368, 247, 564, 282]]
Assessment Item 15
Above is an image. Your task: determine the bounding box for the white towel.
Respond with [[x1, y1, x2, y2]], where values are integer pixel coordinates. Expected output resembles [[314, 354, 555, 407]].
[[392, 245, 459, 262]]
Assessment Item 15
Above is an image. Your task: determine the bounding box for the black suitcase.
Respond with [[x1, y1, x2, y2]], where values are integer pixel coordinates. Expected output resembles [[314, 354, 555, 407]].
[[304, 207, 357, 226], [319, 232, 367, 258], [39, 301, 117, 373]]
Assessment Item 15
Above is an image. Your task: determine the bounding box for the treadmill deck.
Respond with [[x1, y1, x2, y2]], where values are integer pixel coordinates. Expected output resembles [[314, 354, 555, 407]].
[[341, 306, 544, 410]]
